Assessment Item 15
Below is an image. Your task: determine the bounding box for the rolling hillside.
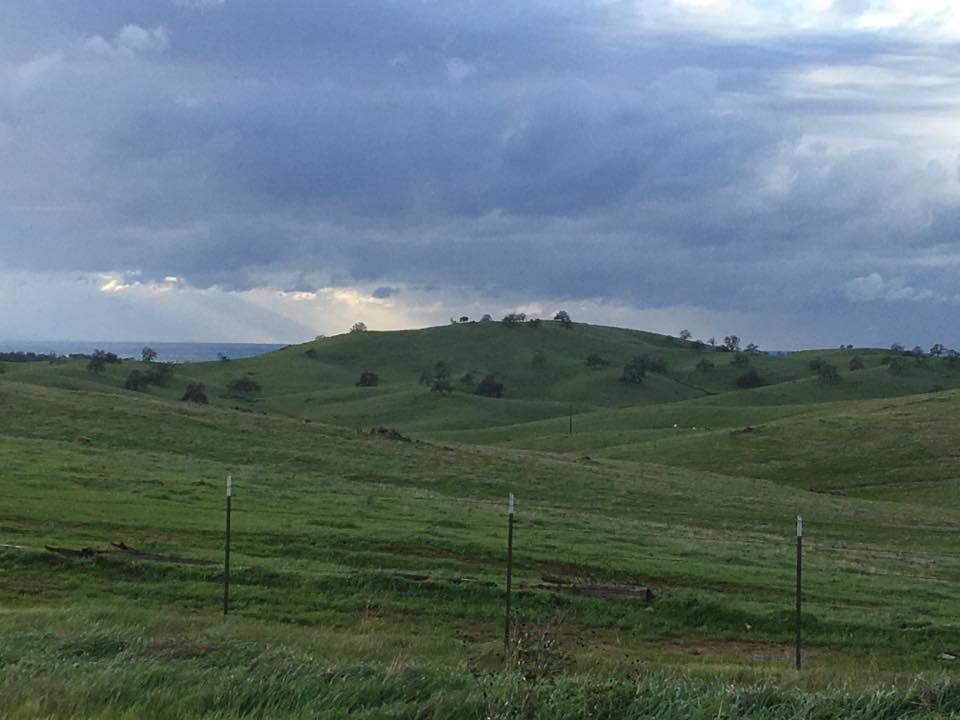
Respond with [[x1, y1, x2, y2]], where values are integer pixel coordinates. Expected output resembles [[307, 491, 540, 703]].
[[4, 321, 960, 716]]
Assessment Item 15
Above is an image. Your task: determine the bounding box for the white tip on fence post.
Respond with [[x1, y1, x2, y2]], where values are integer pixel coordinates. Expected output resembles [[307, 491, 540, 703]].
[[795, 514, 803, 671], [508, 492, 515, 516], [224, 475, 233, 616]]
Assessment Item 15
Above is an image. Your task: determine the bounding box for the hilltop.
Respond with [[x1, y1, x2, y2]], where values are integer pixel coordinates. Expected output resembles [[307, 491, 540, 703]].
[[6, 319, 958, 434]]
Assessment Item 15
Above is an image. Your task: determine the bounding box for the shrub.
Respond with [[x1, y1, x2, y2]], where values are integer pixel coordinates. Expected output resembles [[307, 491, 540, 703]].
[[141, 346, 158, 363], [735, 368, 766, 389], [888, 357, 909, 376], [124, 370, 148, 391], [584, 353, 609, 369], [554, 310, 572, 329], [356, 371, 379, 387], [181, 382, 208, 404], [848, 355, 865, 371], [431, 379, 452, 394], [460, 372, 475, 387], [816, 362, 840, 383], [620, 355, 667, 384], [695, 359, 715, 372], [143, 363, 174, 387], [475, 373, 504, 398], [227, 376, 261, 394], [502, 312, 526, 325], [620, 357, 646, 384]]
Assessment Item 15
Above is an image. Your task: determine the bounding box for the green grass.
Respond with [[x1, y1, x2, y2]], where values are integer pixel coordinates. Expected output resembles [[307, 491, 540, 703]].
[[4, 323, 960, 717]]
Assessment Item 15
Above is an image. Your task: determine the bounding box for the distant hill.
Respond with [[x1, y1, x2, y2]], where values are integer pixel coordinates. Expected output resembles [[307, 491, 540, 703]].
[[5, 320, 958, 437]]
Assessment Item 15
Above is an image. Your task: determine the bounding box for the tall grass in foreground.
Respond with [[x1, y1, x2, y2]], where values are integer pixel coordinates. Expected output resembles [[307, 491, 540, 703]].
[[3, 612, 960, 719]]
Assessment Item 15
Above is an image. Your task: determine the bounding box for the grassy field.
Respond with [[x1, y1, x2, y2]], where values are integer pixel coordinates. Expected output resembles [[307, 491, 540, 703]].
[[3, 322, 960, 717]]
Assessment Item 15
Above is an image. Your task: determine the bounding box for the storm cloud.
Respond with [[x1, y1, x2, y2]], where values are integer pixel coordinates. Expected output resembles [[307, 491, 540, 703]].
[[2, 1, 960, 345]]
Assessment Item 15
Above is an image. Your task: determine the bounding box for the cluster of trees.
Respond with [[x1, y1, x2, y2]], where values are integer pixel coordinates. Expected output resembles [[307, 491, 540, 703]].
[[87, 349, 123, 373], [475, 373, 504, 398], [619, 355, 667, 384], [419, 362, 452, 393], [0, 351, 60, 363], [808, 357, 839, 383], [415, 361, 505, 397], [124, 362, 175, 391]]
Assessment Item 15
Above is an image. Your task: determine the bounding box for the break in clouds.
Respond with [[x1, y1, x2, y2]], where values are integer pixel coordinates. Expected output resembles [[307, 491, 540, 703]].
[[2, 1, 960, 345]]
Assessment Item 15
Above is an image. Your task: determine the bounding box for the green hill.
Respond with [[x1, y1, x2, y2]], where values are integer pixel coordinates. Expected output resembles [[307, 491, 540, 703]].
[[4, 322, 960, 717]]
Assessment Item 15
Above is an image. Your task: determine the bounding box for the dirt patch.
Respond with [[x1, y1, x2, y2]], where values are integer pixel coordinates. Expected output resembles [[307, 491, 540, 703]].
[[536, 577, 653, 601], [660, 639, 821, 661], [44, 542, 215, 566]]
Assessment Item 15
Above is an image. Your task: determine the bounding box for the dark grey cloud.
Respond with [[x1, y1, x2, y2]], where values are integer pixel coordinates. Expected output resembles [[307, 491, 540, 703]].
[[2, 1, 960, 344]]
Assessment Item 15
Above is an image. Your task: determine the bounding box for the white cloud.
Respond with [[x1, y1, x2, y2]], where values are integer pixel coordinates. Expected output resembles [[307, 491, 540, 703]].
[[117, 25, 169, 54], [845, 273, 947, 303], [172, 0, 226, 12], [643, 0, 960, 40]]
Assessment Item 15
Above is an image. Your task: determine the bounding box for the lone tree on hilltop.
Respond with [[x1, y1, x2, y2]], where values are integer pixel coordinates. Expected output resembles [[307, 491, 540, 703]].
[[554, 310, 572, 329], [679, 329, 692, 342], [930, 343, 945, 357], [181, 382, 208, 404], [723, 335, 741, 352], [356, 371, 379, 387], [350, 322, 368, 333], [141, 346, 157, 363]]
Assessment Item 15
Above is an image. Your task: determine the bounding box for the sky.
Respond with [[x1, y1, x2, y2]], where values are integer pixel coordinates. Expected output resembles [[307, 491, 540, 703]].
[[2, 0, 960, 349]]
